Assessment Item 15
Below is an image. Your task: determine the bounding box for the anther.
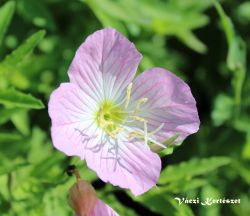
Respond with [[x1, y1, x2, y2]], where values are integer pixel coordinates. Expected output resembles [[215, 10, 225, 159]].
[[125, 83, 133, 108], [128, 131, 143, 140], [130, 115, 147, 123], [135, 97, 148, 113], [109, 127, 124, 139]]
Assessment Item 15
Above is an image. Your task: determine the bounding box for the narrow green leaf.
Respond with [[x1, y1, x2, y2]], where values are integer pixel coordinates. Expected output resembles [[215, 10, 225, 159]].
[[11, 110, 30, 135], [214, 1, 246, 111], [178, 31, 207, 54], [159, 157, 231, 184], [214, 1, 234, 44], [0, 1, 15, 46], [1, 30, 46, 67], [0, 88, 44, 109]]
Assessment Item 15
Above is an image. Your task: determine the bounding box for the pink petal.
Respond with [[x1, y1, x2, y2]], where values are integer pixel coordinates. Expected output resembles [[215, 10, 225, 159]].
[[85, 138, 161, 196], [130, 67, 200, 143], [90, 200, 119, 216], [68, 28, 142, 101], [48, 83, 98, 158]]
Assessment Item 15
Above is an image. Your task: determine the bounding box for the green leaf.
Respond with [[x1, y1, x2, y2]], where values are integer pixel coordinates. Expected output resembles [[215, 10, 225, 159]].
[[0, 1, 15, 46], [214, 1, 246, 111], [0, 88, 44, 109], [0, 30, 45, 67], [159, 157, 231, 184], [11, 110, 30, 135], [178, 31, 207, 54], [214, 1, 234, 45]]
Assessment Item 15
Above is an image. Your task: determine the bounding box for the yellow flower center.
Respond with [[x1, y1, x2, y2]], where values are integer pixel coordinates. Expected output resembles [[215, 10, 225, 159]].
[[95, 101, 126, 136]]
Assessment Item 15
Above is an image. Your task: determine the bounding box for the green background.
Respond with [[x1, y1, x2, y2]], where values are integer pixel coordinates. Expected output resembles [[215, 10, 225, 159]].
[[0, 0, 249, 215]]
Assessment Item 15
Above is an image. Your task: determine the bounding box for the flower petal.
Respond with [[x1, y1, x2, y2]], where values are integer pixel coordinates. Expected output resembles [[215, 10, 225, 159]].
[[48, 83, 98, 158], [130, 67, 200, 143], [90, 200, 119, 216], [68, 27, 142, 102], [85, 137, 161, 196]]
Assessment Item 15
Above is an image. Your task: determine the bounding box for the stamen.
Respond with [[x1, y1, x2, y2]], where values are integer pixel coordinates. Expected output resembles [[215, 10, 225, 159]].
[[126, 127, 166, 149], [108, 127, 124, 139], [128, 131, 143, 140], [147, 137, 166, 148], [130, 115, 147, 123], [125, 83, 133, 108], [149, 123, 165, 136], [135, 97, 148, 113]]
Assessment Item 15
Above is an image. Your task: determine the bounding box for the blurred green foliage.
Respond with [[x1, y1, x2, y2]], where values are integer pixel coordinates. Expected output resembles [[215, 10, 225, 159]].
[[0, 0, 249, 215]]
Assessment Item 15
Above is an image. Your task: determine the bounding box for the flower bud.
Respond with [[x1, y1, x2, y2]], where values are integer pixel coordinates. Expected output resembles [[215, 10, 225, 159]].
[[69, 180, 98, 216]]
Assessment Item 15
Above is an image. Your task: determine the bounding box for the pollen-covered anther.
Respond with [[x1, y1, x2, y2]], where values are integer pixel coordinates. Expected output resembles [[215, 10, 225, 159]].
[[109, 127, 124, 139], [135, 97, 148, 113], [128, 131, 144, 140], [129, 115, 147, 123], [125, 82, 133, 108]]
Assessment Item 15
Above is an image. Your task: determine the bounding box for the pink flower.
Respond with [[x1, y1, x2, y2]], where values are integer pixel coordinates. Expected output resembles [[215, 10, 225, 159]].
[[48, 28, 200, 196]]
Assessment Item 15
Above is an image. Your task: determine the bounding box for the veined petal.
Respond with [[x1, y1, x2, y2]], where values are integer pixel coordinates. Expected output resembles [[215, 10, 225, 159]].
[[85, 137, 161, 196], [48, 83, 98, 158], [68, 28, 142, 102], [90, 200, 119, 216], [130, 68, 200, 143]]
